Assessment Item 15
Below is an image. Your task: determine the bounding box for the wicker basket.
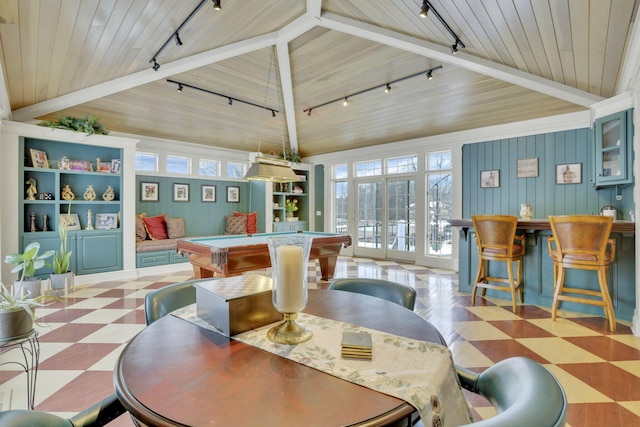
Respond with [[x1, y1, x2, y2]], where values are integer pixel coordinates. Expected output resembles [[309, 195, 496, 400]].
[[0, 307, 33, 340]]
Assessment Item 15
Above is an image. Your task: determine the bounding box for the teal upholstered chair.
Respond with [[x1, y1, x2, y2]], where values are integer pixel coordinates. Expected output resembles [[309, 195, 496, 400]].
[[0, 394, 125, 427], [456, 357, 567, 427], [328, 278, 417, 310], [145, 278, 205, 325]]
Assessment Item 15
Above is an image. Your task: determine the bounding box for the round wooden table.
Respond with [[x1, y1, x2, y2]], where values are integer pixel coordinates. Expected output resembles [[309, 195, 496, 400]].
[[114, 289, 447, 426]]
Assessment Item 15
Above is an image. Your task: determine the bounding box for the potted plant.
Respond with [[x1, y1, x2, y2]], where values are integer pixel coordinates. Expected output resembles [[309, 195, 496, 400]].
[[285, 199, 299, 220], [4, 242, 54, 298], [49, 212, 73, 290], [0, 281, 57, 340]]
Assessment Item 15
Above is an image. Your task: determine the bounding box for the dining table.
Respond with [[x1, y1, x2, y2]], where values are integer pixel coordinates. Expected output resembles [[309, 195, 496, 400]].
[[114, 289, 459, 426]]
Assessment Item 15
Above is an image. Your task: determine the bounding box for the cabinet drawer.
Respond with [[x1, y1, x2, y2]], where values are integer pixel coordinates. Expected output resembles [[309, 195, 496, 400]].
[[170, 250, 189, 263], [137, 251, 170, 267]]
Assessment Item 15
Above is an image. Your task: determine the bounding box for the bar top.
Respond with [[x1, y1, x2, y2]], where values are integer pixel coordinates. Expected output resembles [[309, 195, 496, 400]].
[[448, 218, 636, 233]]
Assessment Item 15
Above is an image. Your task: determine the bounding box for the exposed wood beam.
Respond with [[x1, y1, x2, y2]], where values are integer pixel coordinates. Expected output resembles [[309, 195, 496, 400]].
[[276, 40, 298, 152], [0, 55, 12, 120], [318, 12, 603, 108], [11, 32, 279, 122]]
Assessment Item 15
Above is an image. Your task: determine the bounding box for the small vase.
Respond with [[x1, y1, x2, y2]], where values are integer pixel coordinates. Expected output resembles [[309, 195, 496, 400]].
[[286, 212, 294, 218]]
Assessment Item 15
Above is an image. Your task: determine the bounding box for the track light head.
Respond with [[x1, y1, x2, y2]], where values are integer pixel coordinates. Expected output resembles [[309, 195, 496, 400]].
[[212, 0, 221, 10], [152, 59, 160, 71], [228, 98, 233, 105], [307, 109, 312, 116], [426, 71, 433, 80], [419, 1, 429, 17], [175, 34, 183, 46], [450, 42, 459, 54], [343, 97, 349, 106], [177, 83, 184, 92], [271, 110, 276, 118], [385, 84, 391, 93]]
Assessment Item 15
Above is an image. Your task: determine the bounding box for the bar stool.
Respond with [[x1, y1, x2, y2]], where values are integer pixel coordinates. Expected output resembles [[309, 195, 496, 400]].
[[471, 215, 525, 313], [548, 215, 617, 332]]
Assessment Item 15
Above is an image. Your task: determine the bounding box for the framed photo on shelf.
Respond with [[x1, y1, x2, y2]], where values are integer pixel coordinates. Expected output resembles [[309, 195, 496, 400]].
[[141, 182, 159, 202], [516, 158, 538, 178], [60, 213, 81, 230], [29, 149, 49, 169], [202, 185, 216, 202], [95, 213, 118, 229], [480, 170, 500, 188], [227, 186, 240, 203], [173, 183, 189, 202], [556, 163, 581, 184], [110, 159, 121, 173]]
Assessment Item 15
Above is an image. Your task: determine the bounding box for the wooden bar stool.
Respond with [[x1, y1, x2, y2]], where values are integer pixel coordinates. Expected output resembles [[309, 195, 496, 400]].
[[471, 215, 525, 313], [548, 215, 617, 332]]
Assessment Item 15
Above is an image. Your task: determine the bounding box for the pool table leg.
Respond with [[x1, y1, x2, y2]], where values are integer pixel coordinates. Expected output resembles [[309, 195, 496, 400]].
[[193, 266, 214, 279], [318, 255, 338, 281]]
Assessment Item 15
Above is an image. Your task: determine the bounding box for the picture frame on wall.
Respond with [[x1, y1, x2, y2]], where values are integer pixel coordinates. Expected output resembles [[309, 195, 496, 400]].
[[202, 185, 216, 202], [556, 163, 582, 184], [480, 170, 500, 188], [29, 148, 49, 169], [516, 158, 538, 178], [141, 182, 159, 202], [227, 186, 240, 203], [60, 213, 81, 230], [95, 213, 118, 229], [173, 183, 190, 202]]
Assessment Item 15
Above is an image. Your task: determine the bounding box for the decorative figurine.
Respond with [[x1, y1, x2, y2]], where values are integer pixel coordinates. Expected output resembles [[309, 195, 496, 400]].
[[59, 156, 70, 170], [43, 214, 49, 232], [86, 209, 94, 230], [26, 177, 37, 200], [102, 185, 115, 201], [83, 184, 97, 201], [29, 212, 37, 232], [61, 184, 75, 200]]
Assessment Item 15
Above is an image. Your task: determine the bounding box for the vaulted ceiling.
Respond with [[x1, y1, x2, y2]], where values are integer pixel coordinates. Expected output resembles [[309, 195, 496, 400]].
[[1, 0, 638, 157]]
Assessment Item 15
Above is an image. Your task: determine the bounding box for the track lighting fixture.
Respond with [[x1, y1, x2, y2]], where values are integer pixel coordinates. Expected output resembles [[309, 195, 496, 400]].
[[167, 79, 279, 116], [151, 58, 160, 71], [175, 33, 183, 46], [303, 65, 442, 115], [417, 1, 465, 54], [212, 0, 221, 10]]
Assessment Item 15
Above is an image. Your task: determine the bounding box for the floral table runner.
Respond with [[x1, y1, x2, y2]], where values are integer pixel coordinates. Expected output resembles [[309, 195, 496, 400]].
[[172, 305, 473, 427]]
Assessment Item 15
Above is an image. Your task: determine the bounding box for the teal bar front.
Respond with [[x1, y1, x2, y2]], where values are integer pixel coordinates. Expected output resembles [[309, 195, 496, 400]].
[[450, 219, 636, 321]]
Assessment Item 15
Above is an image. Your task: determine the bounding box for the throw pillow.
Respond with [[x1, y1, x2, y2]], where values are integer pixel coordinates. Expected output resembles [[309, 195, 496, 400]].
[[143, 215, 168, 240], [165, 217, 185, 239], [225, 215, 247, 235], [135, 213, 147, 242], [234, 211, 258, 234]]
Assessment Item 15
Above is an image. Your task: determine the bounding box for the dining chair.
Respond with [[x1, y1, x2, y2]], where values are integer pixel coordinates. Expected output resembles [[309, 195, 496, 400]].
[[144, 278, 204, 325], [548, 214, 617, 331], [455, 357, 567, 427], [328, 278, 417, 310], [0, 393, 126, 427], [471, 215, 525, 313]]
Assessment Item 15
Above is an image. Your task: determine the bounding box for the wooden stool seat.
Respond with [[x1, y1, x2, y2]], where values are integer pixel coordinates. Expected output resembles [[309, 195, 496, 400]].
[[471, 215, 525, 313], [548, 215, 617, 332]]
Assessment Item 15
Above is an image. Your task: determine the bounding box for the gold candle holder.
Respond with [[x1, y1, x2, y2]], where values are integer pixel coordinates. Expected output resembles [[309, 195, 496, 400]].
[[267, 312, 312, 344]]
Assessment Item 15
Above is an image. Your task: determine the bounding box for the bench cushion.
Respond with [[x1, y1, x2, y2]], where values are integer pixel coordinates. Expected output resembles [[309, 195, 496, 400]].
[[136, 239, 179, 253]]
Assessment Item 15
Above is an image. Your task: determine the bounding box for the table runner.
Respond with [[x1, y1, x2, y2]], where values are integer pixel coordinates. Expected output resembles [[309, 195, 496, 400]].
[[172, 305, 473, 427]]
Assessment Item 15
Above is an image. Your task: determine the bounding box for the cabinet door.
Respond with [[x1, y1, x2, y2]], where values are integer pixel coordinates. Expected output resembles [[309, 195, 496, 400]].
[[76, 231, 122, 274], [594, 109, 633, 187]]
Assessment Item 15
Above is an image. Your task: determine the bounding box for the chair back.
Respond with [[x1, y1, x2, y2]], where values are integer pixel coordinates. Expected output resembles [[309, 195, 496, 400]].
[[457, 357, 567, 427], [145, 279, 201, 325], [471, 215, 519, 257], [328, 278, 416, 310], [549, 215, 614, 264]]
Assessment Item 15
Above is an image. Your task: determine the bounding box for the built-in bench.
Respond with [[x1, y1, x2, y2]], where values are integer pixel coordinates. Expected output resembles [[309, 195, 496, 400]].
[[136, 239, 189, 268]]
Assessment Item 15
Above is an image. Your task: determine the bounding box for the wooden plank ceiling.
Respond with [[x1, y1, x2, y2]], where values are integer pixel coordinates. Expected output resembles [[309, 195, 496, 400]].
[[1, 0, 638, 157]]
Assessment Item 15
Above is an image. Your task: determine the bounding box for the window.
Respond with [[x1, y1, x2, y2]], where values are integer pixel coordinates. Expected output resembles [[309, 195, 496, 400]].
[[135, 152, 157, 172], [386, 155, 417, 174], [334, 181, 348, 234], [199, 159, 220, 177], [355, 160, 382, 177], [426, 151, 452, 256], [387, 179, 415, 252], [333, 164, 348, 179], [227, 162, 246, 178], [167, 155, 190, 174]]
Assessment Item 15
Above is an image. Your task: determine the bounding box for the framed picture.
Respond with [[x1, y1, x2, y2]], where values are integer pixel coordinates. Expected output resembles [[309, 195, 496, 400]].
[[95, 213, 118, 229], [517, 158, 538, 178], [29, 149, 49, 169], [141, 182, 159, 202], [98, 162, 112, 172], [227, 186, 240, 203], [480, 170, 500, 188], [60, 213, 81, 230], [202, 185, 216, 202], [556, 163, 582, 184], [173, 183, 189, 202], [110, 159, 121, 173], [70, 160, 90, 171]]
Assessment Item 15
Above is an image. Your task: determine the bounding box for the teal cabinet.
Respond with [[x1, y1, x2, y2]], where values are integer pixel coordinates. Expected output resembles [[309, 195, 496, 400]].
[[271, 168, 309, 230], [594, 109, 634, 187], [273, 221, 308, 232]]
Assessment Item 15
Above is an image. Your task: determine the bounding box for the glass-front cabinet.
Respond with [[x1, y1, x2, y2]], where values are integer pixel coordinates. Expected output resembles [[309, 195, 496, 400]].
[[594, 109, 633, 187]]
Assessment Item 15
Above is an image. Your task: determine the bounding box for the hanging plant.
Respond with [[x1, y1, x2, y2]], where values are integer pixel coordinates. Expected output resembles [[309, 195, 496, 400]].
[[279, 149, 302, 163], [38, 115, 109, 135]]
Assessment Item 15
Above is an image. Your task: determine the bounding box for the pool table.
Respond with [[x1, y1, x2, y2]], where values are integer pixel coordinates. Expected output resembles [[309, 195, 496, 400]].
[[176, 232, 352, 280]]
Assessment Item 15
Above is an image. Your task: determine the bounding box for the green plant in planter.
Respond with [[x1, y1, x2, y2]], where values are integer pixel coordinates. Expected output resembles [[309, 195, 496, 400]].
[[4, 242, 54, 297], [0, 281, 58, 330], [279, 149, 302, 163], [37, 114, 109, 135], [51, 213, 72, 275]]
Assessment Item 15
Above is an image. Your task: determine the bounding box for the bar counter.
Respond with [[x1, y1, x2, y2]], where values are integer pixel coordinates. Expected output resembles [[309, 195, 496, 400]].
[[449, 218, 636, 321]]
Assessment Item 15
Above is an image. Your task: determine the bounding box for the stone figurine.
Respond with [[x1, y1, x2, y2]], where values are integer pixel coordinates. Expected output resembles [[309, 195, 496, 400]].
[[61, 184, 75, 200], [102, 185, 115, 201], [26, 177, 37, 200], [83, 185, 97, 201]]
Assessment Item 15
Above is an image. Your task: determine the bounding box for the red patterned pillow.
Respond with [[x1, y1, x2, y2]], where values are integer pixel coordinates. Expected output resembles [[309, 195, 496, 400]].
[[225, 215, 247, 235], [143, 215, 168, 240], [234, 211, 258, 234]]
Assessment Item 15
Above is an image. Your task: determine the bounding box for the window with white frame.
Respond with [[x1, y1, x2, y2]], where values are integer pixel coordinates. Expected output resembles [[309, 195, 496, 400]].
[[332, 164, 349, 234], [355, 159, 382, 177], [386, 155, 418, 174], [227, 162, 246, 178], [135, 152, 158, 172], [167, 155, 190, 174], [199, 159, 220, 177], [426, 151, 452, 257]]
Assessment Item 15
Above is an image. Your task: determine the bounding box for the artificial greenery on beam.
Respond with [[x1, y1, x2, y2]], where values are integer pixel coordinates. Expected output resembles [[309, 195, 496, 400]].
[[38, 115, 109, 135]]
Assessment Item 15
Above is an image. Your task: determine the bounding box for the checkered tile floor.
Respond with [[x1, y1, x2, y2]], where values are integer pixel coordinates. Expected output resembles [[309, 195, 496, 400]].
[[2, 257, 640, 426]]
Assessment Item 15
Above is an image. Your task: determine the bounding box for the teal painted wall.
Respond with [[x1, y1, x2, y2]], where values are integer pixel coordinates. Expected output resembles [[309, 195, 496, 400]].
[[462, 128, 634, 218], [136, 176, 262, 236]]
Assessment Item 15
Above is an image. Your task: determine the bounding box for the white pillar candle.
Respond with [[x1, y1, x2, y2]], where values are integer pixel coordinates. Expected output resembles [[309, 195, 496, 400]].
[[275, 245, 304, 313]]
